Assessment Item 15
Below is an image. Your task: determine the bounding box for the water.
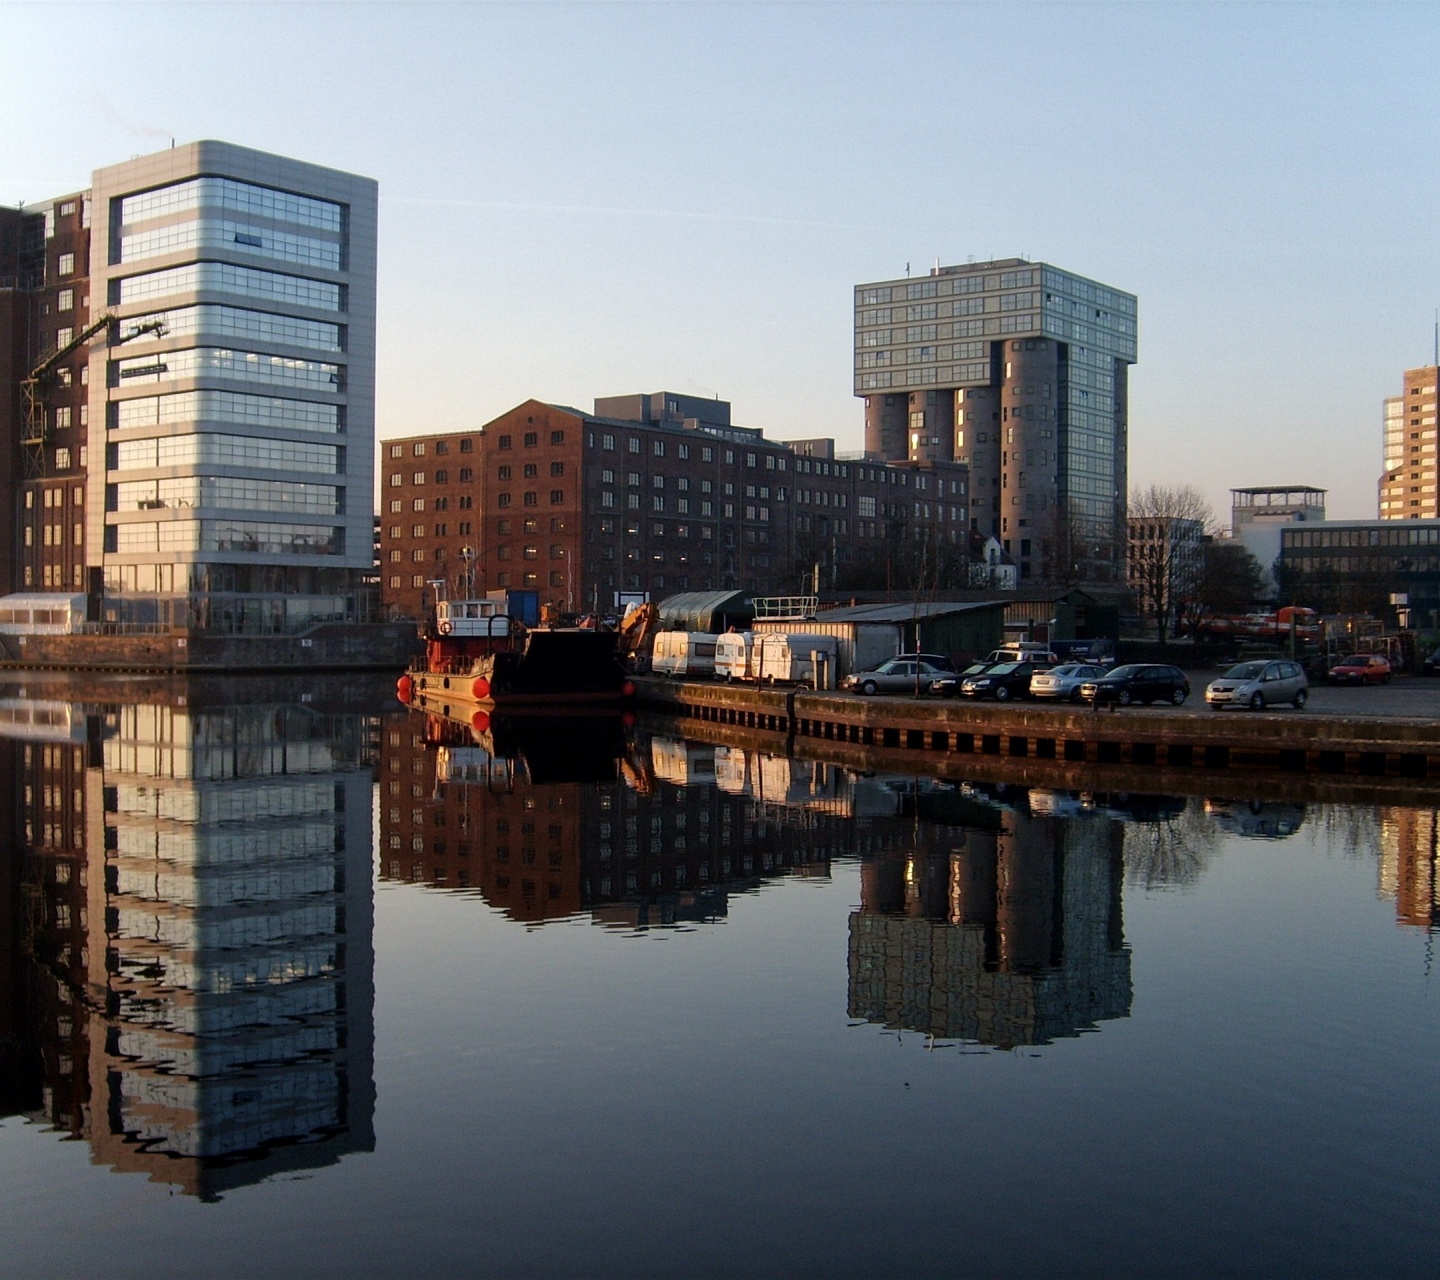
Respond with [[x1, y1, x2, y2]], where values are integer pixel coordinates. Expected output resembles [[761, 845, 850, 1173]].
[[0, 676, 1436, 1277]]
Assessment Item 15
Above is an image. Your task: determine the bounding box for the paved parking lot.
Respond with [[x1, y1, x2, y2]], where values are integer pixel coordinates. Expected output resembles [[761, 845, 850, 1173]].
[[1172, 671, 1440, 720]]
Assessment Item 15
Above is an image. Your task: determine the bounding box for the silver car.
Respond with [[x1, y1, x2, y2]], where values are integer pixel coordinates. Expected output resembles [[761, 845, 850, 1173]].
[[842, 657, 951, 695], [1029, 663, 1110, 702], [1205, 659, 1309, 710]]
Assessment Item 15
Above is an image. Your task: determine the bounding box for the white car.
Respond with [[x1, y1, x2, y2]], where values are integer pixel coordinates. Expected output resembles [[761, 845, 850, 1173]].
[[1205, 659, 1309, 710], [1028, 663, 1110, 702]]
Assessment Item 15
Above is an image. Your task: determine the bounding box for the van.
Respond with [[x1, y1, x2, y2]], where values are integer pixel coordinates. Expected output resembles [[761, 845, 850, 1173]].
[[714, 631, 756, 681], [754, 632, 841, 687], [651, 630, 718, 678]]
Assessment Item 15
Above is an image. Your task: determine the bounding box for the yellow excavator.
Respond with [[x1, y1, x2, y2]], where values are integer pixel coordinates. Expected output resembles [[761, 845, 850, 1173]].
[[617, 601, 659, 672]]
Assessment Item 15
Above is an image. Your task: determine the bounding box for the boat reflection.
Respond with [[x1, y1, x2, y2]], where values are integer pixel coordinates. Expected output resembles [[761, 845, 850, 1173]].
[[0, 678, 376, 1200]]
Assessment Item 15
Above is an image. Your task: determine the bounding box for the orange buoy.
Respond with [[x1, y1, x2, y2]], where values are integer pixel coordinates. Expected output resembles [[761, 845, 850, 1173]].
[[621, 710, 636, 728], [396, 675, 413, 704], [471, 709, 491, 733], [621, 680, 636, 698], [471, 676, 491, 700]]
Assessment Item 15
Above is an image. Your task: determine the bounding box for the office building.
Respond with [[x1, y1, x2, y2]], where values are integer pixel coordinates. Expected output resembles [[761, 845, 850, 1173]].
[[853, 258, 1136, 582], [1, 141, 377, 633], [1379, 366, 1438, 519], [1229, 485, 1327, 594], [379, 393, 972, 619], [1278, 518, 1440, 627]]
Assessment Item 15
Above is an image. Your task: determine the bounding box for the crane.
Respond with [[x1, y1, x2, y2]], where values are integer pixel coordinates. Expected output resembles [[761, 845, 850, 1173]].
[[20, 312, 167, 462]]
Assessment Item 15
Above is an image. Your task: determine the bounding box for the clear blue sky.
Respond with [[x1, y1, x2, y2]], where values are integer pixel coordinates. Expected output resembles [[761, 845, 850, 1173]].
[[5, 1, 1437, 521]]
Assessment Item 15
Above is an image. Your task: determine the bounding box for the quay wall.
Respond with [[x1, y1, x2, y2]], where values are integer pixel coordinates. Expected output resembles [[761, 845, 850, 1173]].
[[0, 623, 419, 673], [634, 677, 1440, 781]]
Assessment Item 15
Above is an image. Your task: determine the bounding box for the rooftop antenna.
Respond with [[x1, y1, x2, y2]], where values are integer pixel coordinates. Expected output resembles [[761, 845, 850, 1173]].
[[905, 261, 911, 277]]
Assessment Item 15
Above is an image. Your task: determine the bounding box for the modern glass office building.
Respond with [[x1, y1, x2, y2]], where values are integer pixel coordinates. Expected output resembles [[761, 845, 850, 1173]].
[[854, 259, 1136, 583], [86, 142, 377, 632]]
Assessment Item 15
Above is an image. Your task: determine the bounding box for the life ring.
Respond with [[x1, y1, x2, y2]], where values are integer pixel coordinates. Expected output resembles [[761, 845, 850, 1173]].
[[439, 620, 452, 634]]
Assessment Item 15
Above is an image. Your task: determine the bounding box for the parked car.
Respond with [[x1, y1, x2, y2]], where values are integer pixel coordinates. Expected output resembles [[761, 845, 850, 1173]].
[[1205, 659, 1309, 710], [1421, 646, 1440, 676], [1080, 664, 1190, 706], [842, 656, 953, 695], [1029, 663, 1111, 702], [1327, 653, 1392, 685], [954, 661, 1046, 701], [930, 662, 992, 698], [982, 645, 1059, 665]]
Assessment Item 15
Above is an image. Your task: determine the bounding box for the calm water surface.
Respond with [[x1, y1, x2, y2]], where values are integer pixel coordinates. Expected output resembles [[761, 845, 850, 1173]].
[[0, 676, 1436, 1278]]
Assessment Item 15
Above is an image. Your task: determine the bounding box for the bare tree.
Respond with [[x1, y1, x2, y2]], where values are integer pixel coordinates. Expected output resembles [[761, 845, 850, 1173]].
[[1127, 484, 1213, 643]]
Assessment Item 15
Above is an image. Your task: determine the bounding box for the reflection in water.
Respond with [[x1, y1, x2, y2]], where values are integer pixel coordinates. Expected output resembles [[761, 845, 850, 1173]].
[[1378, 808, 1439, 932], [0, 682, 375, 1199], [849, 784, 1132, 1049]]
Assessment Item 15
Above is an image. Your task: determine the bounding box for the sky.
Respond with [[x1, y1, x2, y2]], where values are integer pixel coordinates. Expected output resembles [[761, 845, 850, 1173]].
[[4, 0, 1439, 522]]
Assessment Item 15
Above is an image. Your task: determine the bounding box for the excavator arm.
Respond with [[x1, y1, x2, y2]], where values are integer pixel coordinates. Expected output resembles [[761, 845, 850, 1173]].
[[21, 313, 166, 446]]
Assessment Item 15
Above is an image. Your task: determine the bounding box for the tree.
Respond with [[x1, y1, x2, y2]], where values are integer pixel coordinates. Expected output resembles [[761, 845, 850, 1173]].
[[1177, 541, 1266, 638], [1126, 485, 1212, 643]]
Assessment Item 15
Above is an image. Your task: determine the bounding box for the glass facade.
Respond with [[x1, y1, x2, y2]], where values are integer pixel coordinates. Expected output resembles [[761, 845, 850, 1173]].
[[113, 346, 342, 392], [119, 304, 342, 352], [114, 260, 342, 312], [114, 389, 341, 435]]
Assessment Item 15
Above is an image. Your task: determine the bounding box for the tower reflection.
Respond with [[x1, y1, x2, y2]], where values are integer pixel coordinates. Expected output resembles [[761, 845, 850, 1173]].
[[849, 787, 1133, 1049], [0, 680, 376, 1199]]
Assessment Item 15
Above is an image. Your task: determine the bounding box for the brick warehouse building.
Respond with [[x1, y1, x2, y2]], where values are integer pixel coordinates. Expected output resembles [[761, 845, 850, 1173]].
[[380, 390, 970, 618]]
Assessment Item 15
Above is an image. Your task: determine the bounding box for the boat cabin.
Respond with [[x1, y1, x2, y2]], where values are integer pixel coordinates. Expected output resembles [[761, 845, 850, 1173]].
[[436, 598, 512, 639]]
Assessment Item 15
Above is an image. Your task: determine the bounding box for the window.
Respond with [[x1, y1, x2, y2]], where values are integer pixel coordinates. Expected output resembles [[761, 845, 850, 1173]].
[[550, 430, 564, 445], [498, 493, 511, 507], [460, 438, 473, 452], [498, 434, 512, 450], [498, 465, 511, 480], [602, 433, 615, 450], [435, 441, 449, 455], [523, 545, 538, 559], [628, 438, 641, 454], [389, 444, 403, 458], [435, 469, 447, 483], [523, 463, 538, 478], [459, 467, 472, 481], [497, 519, 511, 534], [550, 543, 565, 558], [412, 472, 425, 485], [56, 252, 75, 276], [413, 442, 426, 457], [523, 431, 538, 447], [56, 288, 73, 311], [523, 491, 538, 506], [389, 499, 402, 513], [550, 489, 564, 504], [702, 447, 714, 462], [550, 461, 564, 476]]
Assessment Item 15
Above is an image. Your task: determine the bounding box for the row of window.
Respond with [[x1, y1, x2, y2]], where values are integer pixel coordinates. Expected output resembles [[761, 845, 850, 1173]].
[[112, 433, 341, 475], [118, 176, 343, 234], [113, 259, 343, 312], [119, 303, 343, 353], [107, 519, 343, 556], [388, 438, 474, 457], [113, 345, 342, 393], [118, 218, 343, 272], [856, 269, 1037, 308], [495, 490, 566, 508], [111, 476, 341, 515], [1284, 526, 1440, 548], [113, 388, 341, 435]]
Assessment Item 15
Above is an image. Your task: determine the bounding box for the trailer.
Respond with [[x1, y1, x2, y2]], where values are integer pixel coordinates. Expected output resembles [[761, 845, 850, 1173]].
[[651, 630, 718, 678], [753, 632, 840, 687], [714, 631, 756, 681]]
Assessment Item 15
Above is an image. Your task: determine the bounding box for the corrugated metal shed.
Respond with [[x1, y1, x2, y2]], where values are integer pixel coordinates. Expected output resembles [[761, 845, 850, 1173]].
[[655, 589, 754, 633], [754, 600, 1005, 674]]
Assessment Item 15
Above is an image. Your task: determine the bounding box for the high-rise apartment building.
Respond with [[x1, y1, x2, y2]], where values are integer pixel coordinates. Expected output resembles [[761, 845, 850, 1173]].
[[854, 258, 1136, 582], [1379, 366, 1438, 519], [2, 141, 377, 632]]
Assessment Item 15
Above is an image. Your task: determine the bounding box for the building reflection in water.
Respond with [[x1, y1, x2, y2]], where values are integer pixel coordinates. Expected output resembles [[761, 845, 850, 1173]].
[[379, 714, 876, 927], [0, 683, 375, 1199], [1378, 808, 1439, 933], [848, 781, 1133, 1050]]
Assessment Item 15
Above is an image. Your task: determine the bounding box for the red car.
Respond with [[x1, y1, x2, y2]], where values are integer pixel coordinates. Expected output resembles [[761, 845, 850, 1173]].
[[1328, 654, 1392, 685]]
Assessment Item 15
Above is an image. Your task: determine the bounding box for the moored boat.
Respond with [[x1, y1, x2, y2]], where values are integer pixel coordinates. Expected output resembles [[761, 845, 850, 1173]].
[[397, 596, 633, 709]]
